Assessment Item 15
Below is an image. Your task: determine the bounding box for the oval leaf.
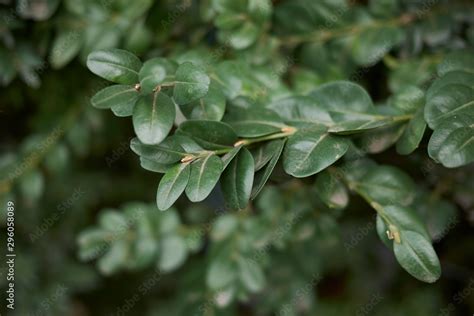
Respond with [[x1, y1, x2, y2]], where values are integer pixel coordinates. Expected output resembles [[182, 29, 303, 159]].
[[185, 154, 223, 202], [133, 93, 176, 145], [156, 163, 191, 211], [87, 49, 142, 84]]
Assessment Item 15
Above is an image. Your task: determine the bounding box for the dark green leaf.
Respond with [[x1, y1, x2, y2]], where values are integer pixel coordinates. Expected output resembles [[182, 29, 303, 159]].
[[394, 230, 441, 283], [185, 154, 223, 202], [251, 139, 285, 199], [221, 148, 254, 210], [396, 106, 427, 155], [156, 163, 191, 211], [130, 137, 185, 164], [179, 120, 238, 149], [283, 127, 349, 177], [132, 93, 176, 145], [314, 170, 349, 210], [428, 114, 474, 168], [173, 62, 210, 105]]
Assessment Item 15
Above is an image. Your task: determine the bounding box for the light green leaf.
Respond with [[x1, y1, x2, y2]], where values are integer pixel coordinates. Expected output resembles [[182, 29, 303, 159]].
[[156, 163, 191, 211], [133, 93, 175, 145], [238, 258, 265, 292], [87, 49, 142, 84], [185, 154, 223, 202], [158, 235, 188, 272], [207, 256, 237, 290], [283, 127, 349, 177], [49, 29, 83, 69]]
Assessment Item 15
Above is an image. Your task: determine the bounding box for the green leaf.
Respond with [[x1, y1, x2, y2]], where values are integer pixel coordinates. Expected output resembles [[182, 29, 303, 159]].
[[355, 165, 416, 206], [49, 29, 83, 69], [377, 205, 431, 244], [87, 49, 142, 84], [391, 86, 425, 114], [91, 85, 139, 110], [314, 170, 349, 210], [181, 81, 226, 121], [173, 62, 210, 105], [268, 95, 332, 127], [309, 81, 383, 133], [210, 215, 239, 241], [98, 240, 129, 275], [251, 139, 285, 199], [221, 148, 255, 210], [351, 26, 404, 67], [139, 57, 177, 93], [158, 235, 188, 272], [156, 163, 191, 211], [178, 120, 238, 149], [221, 146, 242, 170], [437, 50, 474, 76], [130, 137, 185, 164], [140, 157, 173, 173], [185, 154, 223, 202], [132, 93, 176, 145], [428, 114, 474, 168], [394, 230, 441, 283], [424, 84, 474, 129], [207, 255, 237, 290], [396, 106, 427, 155], [225, 106, 286, 138], [426, 71, 474, 100], [283, 127, 349, 177], [252, 139, 284, 171], [238, 258, 265, 292]]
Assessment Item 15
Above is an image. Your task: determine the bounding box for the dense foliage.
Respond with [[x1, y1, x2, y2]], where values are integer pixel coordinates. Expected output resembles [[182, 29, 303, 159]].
[[1, 0, 473, 315]]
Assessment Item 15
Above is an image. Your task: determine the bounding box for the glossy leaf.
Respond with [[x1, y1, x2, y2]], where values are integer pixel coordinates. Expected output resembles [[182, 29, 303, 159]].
[[394, 230, 441, 283], [139, 57, 177, 93], [283, 127, 349, 177], [130, 137, 185, 164], [133, 93, 175, 145], [221, 148, 254, 210], [428, 114, 474, 168], [179, 120, 238, 149], [396, 106, 427, 155], [91, 85, 139, 110], [251, 139, 285, 199], [87, 49, 142, 84], [173, 62, 210, 105], [355, 165, 416, 206], [156, 163, 191, 211], [185, 154, 223, 202]]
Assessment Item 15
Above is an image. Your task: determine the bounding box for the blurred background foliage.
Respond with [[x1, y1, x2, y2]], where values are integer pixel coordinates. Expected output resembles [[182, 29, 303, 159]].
[[0, 0, 473, 315]]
